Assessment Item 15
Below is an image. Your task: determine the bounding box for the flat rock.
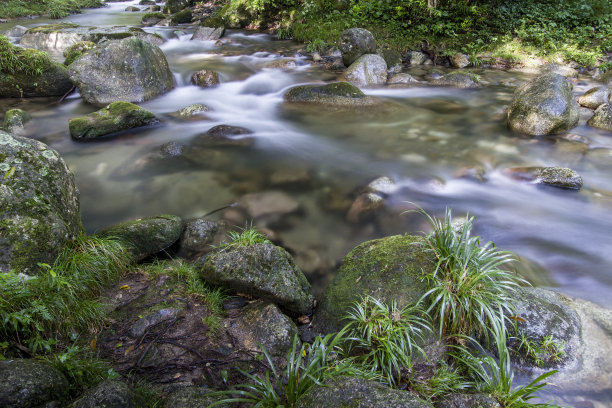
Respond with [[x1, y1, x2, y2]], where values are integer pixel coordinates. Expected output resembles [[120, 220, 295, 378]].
[[284, 82, 380, 107], [191, 26, 225, 41], [69, 102, 157, 139]]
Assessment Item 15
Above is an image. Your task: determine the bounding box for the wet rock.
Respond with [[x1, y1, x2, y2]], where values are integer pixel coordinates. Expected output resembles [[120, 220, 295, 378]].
[[408, 50, 428, 65], [142, 12, 166, 26], [346, 192, 384, 223], [68, 37, 174, 106], [436, 393, 501, 408], [237, 190, 300, 225], [424, 68, 445, 80], [586, 103, 612, 131], [193, 125, 254, 147], [3, 25, 27, 39], [128, 308, 180, 338], [450, 53, 470, 68], [340, 54, 387, 87], [578, 86, 610, 109], [164, 0, 194, 14], [171, 9, 193, 24], [63, 41, 97, 66], [160, 141, 185, 157], [0, 359, 69, 408], [190, 69, 220, 87], [98, 214, 183, 262], [199, 243, 314, 315], [269, 166, 311, 187], [191, 26, 225, 41], [177, 218, 229, 259], [314, 235, 433, 333], [284, 82, 379, 107], [388, 73, 419, 85], [378, 49, 402, 73], [339, 28, 376, 67], [162, 387, 229, 408], [125, 5, 141, 11], [0, 131, 83, 274], [431, 72, 480, 88], [260, 59, 297, 70], [175, 103, 210, 118], [541, 63, 578, 78], [296, 376, 433, 408], [146, 5, 161, 11], [507, 73, 579, 136], [3, 108, 31, 134], [69, 102, 157, 140], [366, 176, 397, 195], [71, 380, 142, 408], [504, 166, 583, 190]]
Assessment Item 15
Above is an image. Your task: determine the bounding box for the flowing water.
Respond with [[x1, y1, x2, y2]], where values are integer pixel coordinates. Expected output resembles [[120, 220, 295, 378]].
[[2, 2, 612, 405]]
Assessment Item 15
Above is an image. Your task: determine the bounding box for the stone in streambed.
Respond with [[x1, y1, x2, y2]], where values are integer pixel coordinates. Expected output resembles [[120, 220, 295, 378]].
[[171, 9, 193, 25], [142, 12, 166, 26], [0, 359, 69, 408], [339, 28, 377, 67], [504, 166, 583, 190], [3, 108, 31, 134], [284, 82, 379, 107], [69, 102, 157, 140], [190, 69, 220, 87], [193, 124, 254, 147], [63, 41, 97, 66], [431, 72, 480, 88], [71, 380, 143, 408], [340, 54, 387, 86], [586, 103, 612, 131], [176, 218, 229, 259], [578, 86, 610, 109]]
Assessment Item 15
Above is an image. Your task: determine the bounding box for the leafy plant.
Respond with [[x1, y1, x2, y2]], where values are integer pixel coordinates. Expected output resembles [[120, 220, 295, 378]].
[[405, 361, 469, 400], [344, 295, 431, 386], [216, 223, 271, 250], [0, 35, 53, 76]]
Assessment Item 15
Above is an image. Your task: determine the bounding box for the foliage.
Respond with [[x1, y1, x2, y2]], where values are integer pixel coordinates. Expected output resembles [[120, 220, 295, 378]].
[[216, 223, 271, 250], [414, 206, 524, 338], [344, 295, 431, 386], [514, 330, 566, 367], [0, 235, 130, 356], [0, 35, 53, 76], [0, 0, 103, 19], [405, 361, 469, 400]]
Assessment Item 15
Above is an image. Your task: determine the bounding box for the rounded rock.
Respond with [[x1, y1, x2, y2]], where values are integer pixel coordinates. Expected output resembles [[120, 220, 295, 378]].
[[339, 28, 377, 67]]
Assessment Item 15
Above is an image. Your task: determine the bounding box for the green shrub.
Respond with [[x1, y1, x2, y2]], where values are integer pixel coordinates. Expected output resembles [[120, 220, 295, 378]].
[[0, 35, 53, 76], [216, 224, 271, 250], [0, 0, 104, 19]]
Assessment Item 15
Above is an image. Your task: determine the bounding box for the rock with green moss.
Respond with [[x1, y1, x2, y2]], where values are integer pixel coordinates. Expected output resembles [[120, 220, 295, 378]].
[[378, 49, 402, 73], [142, 12, 166, 26], [3, 108, 31, 134], [162, 387, 229, 408], [0, 359, 69, 408], [71, 380, 143, 408], [436, 393, 501, 408], [68, 37, 174, 105], [507, 73, 579, 136], [69, 102, 157, 140], [0, 131, 83, 274], [296, 376, 433, 408], [340, 54, 387, 87], [125, 5, 141, 11], [98, 214, 183, 262], [63, 41, 97, 66], [431, 72, 480, 88], [164, 0, 194, 14], [339, 28, 377, 67], [586, 103, 612, 131], [284, 82, 379, 107], [199, 243, 314, 315], [503, 166, 583, 189], [314, 235, 433, 333], [171, 9, 193, 24]]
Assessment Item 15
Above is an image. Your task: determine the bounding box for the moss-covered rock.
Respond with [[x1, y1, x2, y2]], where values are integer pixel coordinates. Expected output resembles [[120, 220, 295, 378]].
[[68, 37, 174, 106], [379, 48, 402, 72], [142, 12, 166, 26], [586, 103, 612, 131], [63, 41, 97, 66], [340, 54, 388, 86], [69, 101, 157, 140], [171, 9, 193, 24], [174, 103, 211, 118], [0, 359, 69, 408], [163, 0, 194, 14], [162, 387, 229, 408], [296, 376, 433, 408], [503, 166, 583, 190], [507, 73, 579, 136], [98, 214, 183, 262], [3, 108, 31, 134], [339, 28, 377, 67], [314, 235, 434, 333], [436, 393, 501, 408], [199, 243, 314, 315], [0, 131, 83, 274], [71, 380, 143, 408], [177, 218, 228, 259], [284, 82, 379, 107], [431, 72, 480, 88]]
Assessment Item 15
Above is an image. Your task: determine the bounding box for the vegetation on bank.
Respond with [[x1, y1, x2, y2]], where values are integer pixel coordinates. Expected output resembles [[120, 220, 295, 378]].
[[0, 0, 103, 19], [217, 0, 611, 68], [0, 35, 53, 75]]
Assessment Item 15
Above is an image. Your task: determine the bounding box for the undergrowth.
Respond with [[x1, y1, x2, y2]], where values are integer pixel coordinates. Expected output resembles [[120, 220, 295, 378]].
[[0, 0, 104, 19], [215, 223, 271, 250], [0, 35, 53, 76]]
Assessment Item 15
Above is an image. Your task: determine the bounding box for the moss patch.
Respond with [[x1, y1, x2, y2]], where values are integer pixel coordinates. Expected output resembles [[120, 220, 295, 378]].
[[0, 35, 54, 76], [68, 102, 157, 140]]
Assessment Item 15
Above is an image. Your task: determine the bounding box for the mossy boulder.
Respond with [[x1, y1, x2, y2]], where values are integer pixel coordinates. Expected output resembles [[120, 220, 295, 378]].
[[71, 380, 143, 408], [162, 387, 229, 408], [177, 218, 228, 259], [314, 235, 433, 333], [379, 48, 402, 73], [63, 41, 97, 66], [507, 73, 579, 136], [171, 9, 193, 24], [578, 86, 610, 109], [69, 101, 157, 140], [340, 54, 388, 87], [199, 243, 314, 315], [296, 376, 433, 408], [164, 0, 194, 14], [284, 82, 379, 107], [3, 108, 31, 134], [586, 103, 612, 131], [142, 12, 166, 26], [125, 5, 141, 11], [339, 28, 377, 67], [68, 37, 174, 106], [0, 359, 69, 408], [503, 166, 583, 190], [0, 131, 83, 274], [98, 214, 183, 262]]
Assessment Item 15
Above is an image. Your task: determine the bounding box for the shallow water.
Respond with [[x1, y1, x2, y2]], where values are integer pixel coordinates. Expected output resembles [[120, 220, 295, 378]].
[[2, 3, 612, 404]]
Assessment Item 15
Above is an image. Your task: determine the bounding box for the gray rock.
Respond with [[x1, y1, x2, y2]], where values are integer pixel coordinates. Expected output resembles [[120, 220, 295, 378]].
[[0, 359, 68, 408], [98, 214, 183, 262], [0, 58, 72, 98], [177, 218, 228, 259], [503, 166, 583, 190], [142, 12, 166, 26], [128, 308, 180, 338], [175, 103, 210, 118], [2, 25, 27, 38], [408, 50, 428, 65], [346, 192, 384, 223], [3, 108, 31, 134], [541, 63, 578, 78], [69, 102, 157, 139], [71, 380, 142, 408], [190, 26, 225, 41], [68, 37, 174, 106], [190, 69, 220, 87], [314, 235, 433, 333], [339, 28, 377, 67], [436, 393, 501, 408], [450, 53, 470, 68], [193, 124, 254, 147], [578, 86, 610, 109], [260, 59, 298, 70], [507, 73, 579, 136], [284, 82, 380, 107], [431, 72, 480, 88], [388, 73, 419, 85], [199, 243, 314, 315], [164, 0, 193, 14], [296, 376, 433, 408], [341, 54, 387, 87], [0, 131, 83, 274], [162, 387, 228, 408], [125, 6, 141, 11], [63, 41, 97, 66], [586, 103, 612, 131]]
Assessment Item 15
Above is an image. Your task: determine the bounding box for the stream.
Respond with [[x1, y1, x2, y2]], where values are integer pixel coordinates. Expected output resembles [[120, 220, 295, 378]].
[[2, 1, 612, 405]]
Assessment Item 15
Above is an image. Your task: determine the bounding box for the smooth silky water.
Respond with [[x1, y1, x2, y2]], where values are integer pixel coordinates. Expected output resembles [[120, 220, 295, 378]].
[[2, 2, 612, 405]]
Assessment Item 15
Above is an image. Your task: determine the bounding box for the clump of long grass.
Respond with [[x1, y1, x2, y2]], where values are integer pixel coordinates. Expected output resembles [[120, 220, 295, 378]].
[[215, 223, 271, 250]]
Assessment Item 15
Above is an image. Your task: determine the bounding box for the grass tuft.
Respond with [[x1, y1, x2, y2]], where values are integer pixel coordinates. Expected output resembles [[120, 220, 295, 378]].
[[0, 35, 53, 76], [215, 223, 271, 250]]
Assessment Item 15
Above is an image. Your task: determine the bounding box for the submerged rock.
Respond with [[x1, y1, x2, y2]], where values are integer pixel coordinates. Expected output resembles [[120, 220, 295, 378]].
[[578, 86, 610, 109], [236, 190, 300, 226], [193, 124, 254, 147], [71, 380, 142, 408], [346, 192, 384, 223], [586, 103, 612, 131], [507, 73, 579, 136], [0, 359, 69, 408], [284, 82, 379, 106], [341, 54, 387, 87], [388, 73, 419, 85], [69, 102, 157, 139], [431, 72, 480, 88], [190, 69, 220, 87], [504, 166, 583, 190], [3, 108, 31, 134], [68, 37, 174, 105], [0, 131, 83, 274], [339, 28, 377, 67], [199, 243, 314, 315]]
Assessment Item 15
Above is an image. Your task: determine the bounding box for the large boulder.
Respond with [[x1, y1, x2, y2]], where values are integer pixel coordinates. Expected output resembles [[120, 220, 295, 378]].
[[339, 28, 377, 67], [0, 131, 83, 274], [199, 243, 314, 315], [507, 73, 579, 136], [69, 102, 157, 139], [68, 37, 174, 105], [284, 82, 379, 107], [296, 376, 433, 408], [0, 359, 69, 408], [97, 214, 183, 262], [314, 235, 434, 333], [340, 54, 387, 87], [71, 380, 142, 408], [586, 103, 612, 131]]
